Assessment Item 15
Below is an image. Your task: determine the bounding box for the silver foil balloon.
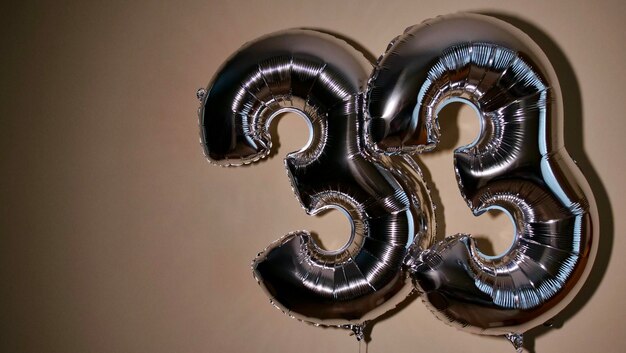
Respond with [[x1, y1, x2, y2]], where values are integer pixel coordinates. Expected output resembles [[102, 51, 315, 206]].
[[367, 12, 598, 343], [197, 30, 435, 337]]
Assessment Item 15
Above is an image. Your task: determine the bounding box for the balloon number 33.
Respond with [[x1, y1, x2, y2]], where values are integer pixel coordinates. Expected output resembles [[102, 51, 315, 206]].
[[197, 13, 597, 350]]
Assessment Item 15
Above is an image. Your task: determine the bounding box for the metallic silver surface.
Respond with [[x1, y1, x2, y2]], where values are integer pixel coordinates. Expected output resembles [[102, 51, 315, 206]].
[[198, 30, 435, 332], [367, 13, 598, 336]]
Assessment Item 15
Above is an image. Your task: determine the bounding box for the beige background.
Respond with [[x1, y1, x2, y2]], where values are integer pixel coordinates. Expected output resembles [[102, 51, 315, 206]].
[[2, 1, 625, 352]]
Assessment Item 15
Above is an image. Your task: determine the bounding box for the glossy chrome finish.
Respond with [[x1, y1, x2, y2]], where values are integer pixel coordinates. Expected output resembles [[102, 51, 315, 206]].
[[198, 30, 435, 332], [367, 13, 597, 336]]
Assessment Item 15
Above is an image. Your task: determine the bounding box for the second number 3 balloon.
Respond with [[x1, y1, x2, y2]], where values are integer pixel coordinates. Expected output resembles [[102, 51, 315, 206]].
[[367, 14, 597, 349]]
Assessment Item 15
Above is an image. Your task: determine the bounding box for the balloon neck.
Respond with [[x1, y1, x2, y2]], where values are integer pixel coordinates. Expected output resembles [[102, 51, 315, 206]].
[[505, 332, 524, 353], [196, 87, 206, 101], [349, 324, 365, 341]]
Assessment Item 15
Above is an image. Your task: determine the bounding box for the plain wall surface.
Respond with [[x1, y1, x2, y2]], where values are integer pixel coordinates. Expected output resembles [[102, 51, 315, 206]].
[[1, 1, 624, 352]]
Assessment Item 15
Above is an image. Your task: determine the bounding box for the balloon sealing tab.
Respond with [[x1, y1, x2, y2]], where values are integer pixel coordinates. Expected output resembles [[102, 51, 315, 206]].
[[196, 88, 207, 101], [505, 332, 524, 353], [349, 324, 364, 341]]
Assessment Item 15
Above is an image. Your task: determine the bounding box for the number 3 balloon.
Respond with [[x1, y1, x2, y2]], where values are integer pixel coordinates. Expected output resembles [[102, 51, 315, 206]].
[[198, 13, 597, 350], [367, 13, 597, 349], [197, 29, 436, 339]]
